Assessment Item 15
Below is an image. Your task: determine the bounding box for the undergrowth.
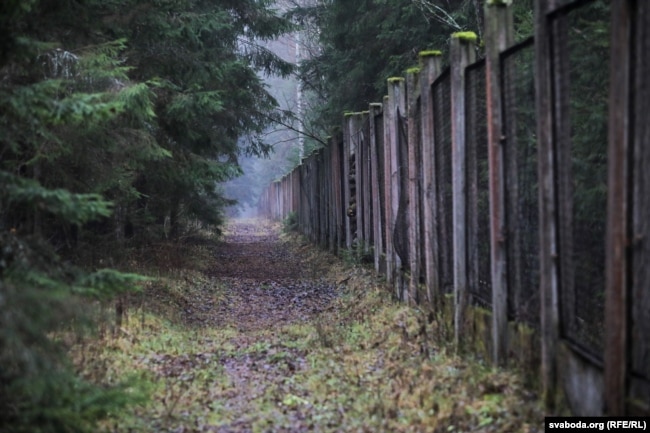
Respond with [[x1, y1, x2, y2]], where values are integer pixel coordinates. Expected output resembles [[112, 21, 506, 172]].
[[71, 220, 543, 432], [282, 211, 299, 233]]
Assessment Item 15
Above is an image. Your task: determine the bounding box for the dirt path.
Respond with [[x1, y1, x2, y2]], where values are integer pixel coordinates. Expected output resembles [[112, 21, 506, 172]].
[[195, 219, 342, 432], [206, 219, 338, 332]]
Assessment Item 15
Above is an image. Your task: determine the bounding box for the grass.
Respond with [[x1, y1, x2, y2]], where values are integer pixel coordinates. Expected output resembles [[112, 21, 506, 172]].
[[71, 222, 543, 432]]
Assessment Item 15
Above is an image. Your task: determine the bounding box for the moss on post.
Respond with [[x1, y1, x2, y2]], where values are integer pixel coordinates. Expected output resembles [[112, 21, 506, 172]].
[[387, 77, 405, 84], [451, 31, 478, 43], [418, 50, 443, 58], [487, 0, 512, 6], [406, 66, 421, 75]]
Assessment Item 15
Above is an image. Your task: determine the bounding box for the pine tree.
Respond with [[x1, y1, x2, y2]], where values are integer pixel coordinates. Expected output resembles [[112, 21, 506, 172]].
[[294, 0, 484, 127], [0, 1, 293, 431]]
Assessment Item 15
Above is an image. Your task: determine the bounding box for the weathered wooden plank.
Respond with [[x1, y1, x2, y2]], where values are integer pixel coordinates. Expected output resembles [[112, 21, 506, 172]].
[[629, 2, 650, 415], [334, 133, 345, 252], [605, 0, 631, 416], [362, 112, 372, 254], [388, 78, 406, 299], [325, 139, 335, 252], [369, 103, 384, 274], [536, 0, 561, 412], [343, 115, 353, 249], [485, 0, 514, 367], [419, 51, 443, 306], [349, 114, 362, 248], [450, 32, 476, 349], [383, 95, 395, 283], [407, 68, 421, 305]]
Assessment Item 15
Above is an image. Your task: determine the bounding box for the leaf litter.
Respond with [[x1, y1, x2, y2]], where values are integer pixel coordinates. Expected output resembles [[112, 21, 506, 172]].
[[74, 218, 543, 432]]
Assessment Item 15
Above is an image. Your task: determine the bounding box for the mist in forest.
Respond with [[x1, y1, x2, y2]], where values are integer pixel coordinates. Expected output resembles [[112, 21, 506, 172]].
[[222, 30, 301, 218]]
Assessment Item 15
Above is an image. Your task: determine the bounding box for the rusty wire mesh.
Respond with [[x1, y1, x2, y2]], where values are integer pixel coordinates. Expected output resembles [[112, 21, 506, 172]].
[[502, 37, 539, 327], [432, 68, 453, 294], [465, 59, 491, 308], [551, 0, 610, 358]]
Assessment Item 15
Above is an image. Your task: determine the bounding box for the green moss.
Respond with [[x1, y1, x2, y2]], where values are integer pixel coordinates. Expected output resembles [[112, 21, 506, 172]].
[[487, 0, 512, 6], [387, 76, 404, 84], [406, 66, 421, 75], [361, 110, 370, 115], [369, 102, 382, 108], [451, 31, 478, 43], [343, 111, 354, 117], [419, 50, 442, 57]]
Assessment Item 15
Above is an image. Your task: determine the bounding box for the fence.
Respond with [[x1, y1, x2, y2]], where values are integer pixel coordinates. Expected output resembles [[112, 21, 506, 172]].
[[258, 0, 649, 417]]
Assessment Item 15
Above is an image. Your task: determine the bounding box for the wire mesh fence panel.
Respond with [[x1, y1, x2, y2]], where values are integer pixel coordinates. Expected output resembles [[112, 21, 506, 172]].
[[502, 38, 539, 327], [465, 59, 491, 309], [551, 0, 610, 358], [631, 0, 650, 403], [432, 68, 453, 294]]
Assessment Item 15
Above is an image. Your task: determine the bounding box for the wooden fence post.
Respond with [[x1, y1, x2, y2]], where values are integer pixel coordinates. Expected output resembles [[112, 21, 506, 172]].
[[605, 0, 632, 416], [536, 0, 561, 412], [322, 145, 331, 249], [627, 1, 650, 416], [343, 114, 353, 249], [383, 95, 395, 283], [293, 168, 299, 223], [450, 32, 476, 349], [485, 0, 514, 367], [388, 77, 407, 299], [326, 138, 335, 252], [362, 111, 372, 254], [406, 67, 421, 305], [369, 102, 384, 274], [352, 113, 364, 250], [333, 132, 344, 252], [419, 51, 443, 305]]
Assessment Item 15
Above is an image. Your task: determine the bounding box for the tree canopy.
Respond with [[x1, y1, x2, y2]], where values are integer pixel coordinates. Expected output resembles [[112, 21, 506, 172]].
[[293, 0, 487, 129]]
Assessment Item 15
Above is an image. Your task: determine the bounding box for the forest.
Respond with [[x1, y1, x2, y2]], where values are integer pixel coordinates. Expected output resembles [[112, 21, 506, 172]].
[[0, 0, 626, 431]]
